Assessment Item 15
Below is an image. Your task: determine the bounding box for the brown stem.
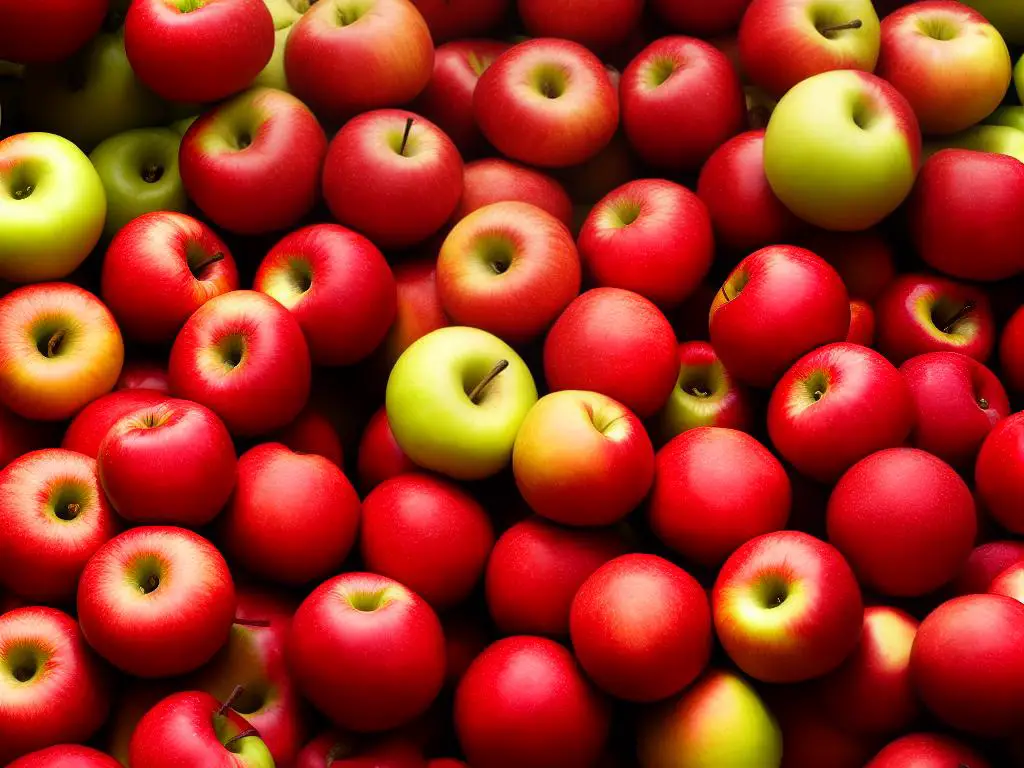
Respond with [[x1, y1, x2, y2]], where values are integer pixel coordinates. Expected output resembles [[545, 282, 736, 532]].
[[217, 685, 245, 717], [46, 330, 66, 358], [234, 617, 272, 628], [399, 117, 414, 156], [940, 301, 975, 334], [65, 502, 80, 517], [720, 283, 731, 302], [223, 728, 259, 750], [468, 359, 508, 404], [820, 19, 862, 35], [190, 251, 225, 277]]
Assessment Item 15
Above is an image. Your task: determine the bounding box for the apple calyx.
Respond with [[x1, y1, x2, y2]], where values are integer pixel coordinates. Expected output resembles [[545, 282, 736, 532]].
[[819, 19, 863, 37], [141, 165, 164, 184], [938, 301, 975, 334], [399, 117, 414, 157], [11, 184, 34, 200], [468, 359, 509, 403], [190, 251, 225, 278]]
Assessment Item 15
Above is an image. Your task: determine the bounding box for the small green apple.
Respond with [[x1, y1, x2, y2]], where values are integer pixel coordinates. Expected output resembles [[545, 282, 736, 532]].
[[1015, 52, 1024, 104], [961, 0, 1024, 46], [385, 326, 538, 480], [928, 124, 1024, 164], [985, 105, 1024, 133], [251, 0, 310, 92]]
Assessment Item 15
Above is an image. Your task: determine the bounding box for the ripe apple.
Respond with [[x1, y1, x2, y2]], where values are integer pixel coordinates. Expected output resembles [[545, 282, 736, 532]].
[[251, 0, 309, 91], [377, 258, 449, 369], [865, 733, 991, 768], [357, 406, 418, 491], [7, 746, 121, 768], [800, 228, 896, 301], [953, 540, 1024, 595], [101, 211, 239, 343], [272, 403, 345, 468], [847, 299, 875, 346], [0, 0, 107, 64], [62, 390, 166, 459], [454, 158, 573, 230], [1000, 305, 1024, 392], [77, 526, 236, 678], [386, 326, 538, 480], [0, 283, 124, 421], [769, 694, 875, 768], [990, 561, 1024, 603], [650, 0, 751, 36], [656, 341, 751, 441], [929, 122, 1024, 163], [0, 403, 45, 470], [518, 0, 643, 51], [975, 411, 1024, 534], [410, 0, 508, 42]]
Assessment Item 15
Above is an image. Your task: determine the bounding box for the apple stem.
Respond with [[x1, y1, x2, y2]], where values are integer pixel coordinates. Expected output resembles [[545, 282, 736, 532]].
[[234, 617, 272, 628], [45, 330, 66, 358], [819, 19, 862, 35], [191, 251, 225, 277], [223, 728, 259, 750], [217, 685, 245, 717], [63, 502, 80, 520], [940, 301, 975, 333], [468, 359, 509, 404], [399, 117, 414, 156], [720, 284, 731, 302]]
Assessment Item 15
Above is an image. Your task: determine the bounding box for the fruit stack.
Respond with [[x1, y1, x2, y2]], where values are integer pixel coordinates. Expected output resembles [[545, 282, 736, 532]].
[[1, 0, 1024, 766]]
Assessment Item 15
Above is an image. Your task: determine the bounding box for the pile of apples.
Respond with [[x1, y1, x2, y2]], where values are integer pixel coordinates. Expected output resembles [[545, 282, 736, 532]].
[[3, 0, 1024, 765]]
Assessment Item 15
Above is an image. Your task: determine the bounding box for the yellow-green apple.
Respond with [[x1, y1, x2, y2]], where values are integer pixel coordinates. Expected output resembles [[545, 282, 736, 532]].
[[377, 258, 449, 370], [0, 607, 110, 765], [712, 530, 864, 682], [986, 104, 1024, 131], [877, 2, 1011, 136], [254, 224, 397, 366], [579, 179, 713, 308], [437, 201, 581, 344], [62, 390, 168, 459], [288, 572, 446, 732], [865, 733, 992, 768], [89, 127, 187, 238], [621, 36, 745, 172], [125, 0, 274, 103], [7, 746, 122, 768], [709, 245, 850, 387], [0, 0, 106, 64], [512, 391, 654, 527], [411, 0, 508, 42], [168, 290, 312, 436], [651, 0, 752, 37], [357, 406, 418, 491], [323, 109, 463, 249], [1002, 306, 1024, 393], [656, 341, 752, 441], [739, 0, 881, 98], [284, 0, 434, 124], [0, 133, 106, 282], [454, 158, 574, 230], [171, 114, 199, 136], [101, 212, 239, 344], [764, 70, 921, 231], [77, 526, 236, 678], [251, 0, 310, 91], [386, 326, 538, 480], [181, 87, 327, 235], [518, 0, 643, 52], [975, 411, 1024, 534], [0, 283, 123, 421], [474, 38, 619, 168], [637, 670, 782, 768], [929, 123, 1024, 163], [961, 0, 1024, 44]]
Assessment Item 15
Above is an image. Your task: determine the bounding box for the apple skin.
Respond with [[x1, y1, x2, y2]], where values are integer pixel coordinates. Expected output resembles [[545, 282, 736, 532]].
[[285, 0, 434, 124], [0, 0, 107, 64], [847, 299, 875, 346], [411, 0, 508, 42], [438, 202, 581, 345], [800, 228, 896, 301], [990, 561, 1024, 603], [386, 326, 538, 481], [908, 149, 1024, 281], [865, 732, 991, 768], [649, 427, 790, 568], [953, 540, 1024, 595], [357, 406, 418, 492], [656, 341, 751, 442], [621, 36, 745, 172], [0, 449, 118, 604], [474, 38, 619, 168], [712, 530, 864, 683], [0, 133, 106, 283], [910, 594, 1024, 736], [61, 390, 167, 459], [518, 0, 643, 52], [77, 526, 236, 679], [0, 607, 110, 765], [877, 1, 1011, 136], [454, 636, 610, 768], [709, 246, 850, 388], [651, 0, 751, 37], [169, 290, 312, 437], [875, 273, 994, 365], [544, 288, 678, 418], [0, 283, 124, 422], [125, 0, 275, 103], [1000, 305, 1024, 392], [378, 258, 449, 370], [0, 403, 46, 470], [255, 224, 397, 366], [272, 403, 345, 468], [975, 411, 1024, 534], [768, 342, 914, 482], [287, 572, 446, 732], [101, 211, 239, 344], [454, 158, 573, 230], [769, 694, 876, 768], [7, 745, 122, 768], [899, 351, 1009, 468], [928, 122, 1024, 163], [764, 70, 921, 231]]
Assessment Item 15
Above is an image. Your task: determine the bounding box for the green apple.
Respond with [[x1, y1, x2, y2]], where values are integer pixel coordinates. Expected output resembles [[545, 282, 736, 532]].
[[1015, 52, 1024, 104], [961, 0, 1024, 45], [90, 128, 187, 238], [928, 124, 1024, 164], [764, 70, 921, 231], [385, 326, 538, 480], [0, 132, 107, 282], [251, 0, 310, 91], [985, 105, 1024, 133], [170, 115, 199, 137]]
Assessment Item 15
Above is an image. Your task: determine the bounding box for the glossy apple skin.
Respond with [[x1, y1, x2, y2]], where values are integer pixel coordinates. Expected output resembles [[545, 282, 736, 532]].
[[544, 288, 678, 418], [801, 228, 896, 301], [485, 516, 629, 636], [455, 636, 610, 768], [865, 732, 991, 768], [357, 406, 418, 491], [649, 427, 790, 567], [768, 343, 914, 482], [847, 300, 875, 346], [519, 0, 643, 51], [1000, 305, 1024, 392], [455, 158, 573, 230], [77, 527, 236, 678], [0, 0, 107, 63], [713, 531, 864, 683], [272, 403, 345, 468], [651, 0, 751, 37], [975, 411, 1024, 533], [61, 390, 166, 459], [0, 607, 110, 765], [911, 594, 1024, 736], [169, 290, 312, 437], [377, 258, 449, 369], [990, 561, 1024, 603], [621, 36, 745, 172], [953, 540, 1024, 595], [7, 745, 122, 768], [125, 0, 274, 103], [710, 246, 850, 388], [438, 201, 581, 345], [474, 39, 619, 168], [0, 449, 117, 603], [411, 0, 508, 41], [0, 283, 124, 422]]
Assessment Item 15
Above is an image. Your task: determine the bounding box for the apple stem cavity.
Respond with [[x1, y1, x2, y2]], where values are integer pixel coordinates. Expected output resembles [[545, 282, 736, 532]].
[[57, 502, 80, 520], [234, 617, 272, 628], [819, 19, 862, 36], [940, 301, 975, 334], [468, 359, 509, 404], [399, 117, 414, 156], [217, 684, 246, 717], [141, 165, 164, 184], [190, 251, 225, 278], [11, 184, 34, 200]]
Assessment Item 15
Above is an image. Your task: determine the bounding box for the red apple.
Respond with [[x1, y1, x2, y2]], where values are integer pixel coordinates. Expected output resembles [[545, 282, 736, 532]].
[[7, 745, 121, 768], [0, 403, 45, 470], [377, 258, 449, 369], [272, 404, 345, 468], [953, 540, 1024, 595], [0, 0, 107, 64], [62, 390, 167, 459], [357, 406, 418, 492], [800, 228, 896, 301], [1000, 305, 1024, 393], [442, 612, 489, 686], [410, 0, 508, 42], [767, 693, 871, 768], [990, 561, 1024, 603], [865, 733, 991, 768], [518, 0, 643, 52], [454, 158, 574, 230], [975, 411, 1024, 533], [847, 299, 875, 346], [295, 731, 358, 767], [651, 0, 751, 36], [116, 360, 171, 393]]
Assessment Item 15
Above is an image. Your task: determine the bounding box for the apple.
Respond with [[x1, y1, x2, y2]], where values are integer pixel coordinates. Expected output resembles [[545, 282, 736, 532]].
[[847, 299, 875, 346], [102, 211, 239, 343], [0, 607, 110, 765], [709, 246, 850, 387], [295, 731, 357, 767], [1000, 305, 1024, 392], [518, 0, 643, 51], [953, 540, 1024, 595], [651, 0, 752, 37], [251, 0, 310, 92], [7, 746, 121, 768], [990, 561, 1024, 603], [0, 283, 124, 421], [769, 694, 876, 768], [385, 326, 538, 480], [929, 122, 1024, 163], [975, 411, 1024, 534], [0, 0, 107, 64], [437, 201, 581, 344], [410, 0, 508, 42], [169, 290, 312, 436], [125, 0, 275, 103], [474, 38, 619, 168], [77, 526, 236, 678], [620, 36, 745, 172], [800, 228, 896, 301], [865, 733, 991, 768], [555, 131, 639, 209], [986, 103, 1024, 131], [656, 341, 751, 441], [454, 158, 574, 230], [272, 403, 345, 468], [62, 390, 166, 459], [649, 427, 791, 568], [713, 530, 864, 682], [288, 572, 446, 732], [961, 0, 1024, 44], [0, 449, 117, 603], [0, 403, 46, 470], [357, 406, 418, 491], [0, 133, 106, 282], [285, 0, 434, 124], [181, 87, 327, 235], [377, 258, 449, 369], [254, 224, 397, 366]]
